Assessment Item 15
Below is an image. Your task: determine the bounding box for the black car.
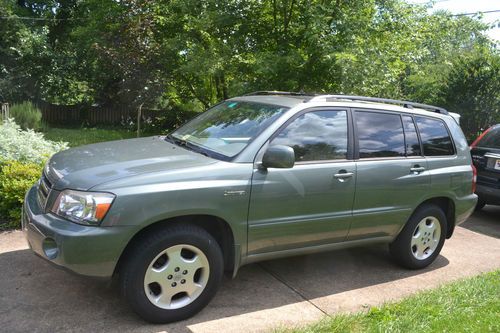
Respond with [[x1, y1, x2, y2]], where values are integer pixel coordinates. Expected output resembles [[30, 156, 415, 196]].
[[471, 124, 500, 210]]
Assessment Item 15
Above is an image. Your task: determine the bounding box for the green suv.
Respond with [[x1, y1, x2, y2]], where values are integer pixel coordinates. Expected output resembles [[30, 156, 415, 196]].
[[22, 92, 477, 323]]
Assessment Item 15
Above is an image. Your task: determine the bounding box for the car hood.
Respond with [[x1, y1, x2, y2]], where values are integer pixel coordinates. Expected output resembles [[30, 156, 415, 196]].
[[46, 136, 217, 191]]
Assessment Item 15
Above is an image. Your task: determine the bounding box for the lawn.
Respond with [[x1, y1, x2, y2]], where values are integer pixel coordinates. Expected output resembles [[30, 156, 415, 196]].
[[279, 270, 499, 333], [42, 127, 140, 147]]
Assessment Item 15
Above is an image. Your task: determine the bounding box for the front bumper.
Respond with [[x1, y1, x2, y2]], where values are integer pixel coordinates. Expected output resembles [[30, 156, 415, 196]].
[[22, 185, 134, 278]]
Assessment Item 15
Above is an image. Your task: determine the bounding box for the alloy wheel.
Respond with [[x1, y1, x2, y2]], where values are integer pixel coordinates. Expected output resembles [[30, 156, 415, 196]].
[[410, 216, 441, 260], [143, 244, 210, 309]]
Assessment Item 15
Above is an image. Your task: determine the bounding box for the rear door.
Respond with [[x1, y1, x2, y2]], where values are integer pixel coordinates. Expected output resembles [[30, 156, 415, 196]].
[[348, 110, 430, 241]]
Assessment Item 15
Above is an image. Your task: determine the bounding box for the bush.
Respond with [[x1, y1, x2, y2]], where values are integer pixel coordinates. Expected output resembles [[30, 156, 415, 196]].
[[0, 118, 68, 164], [0, 161, 42, 229], [0, 119, 67, 228], [119, 106, 199, 134], [9, 101, 43, 130], [152, 107, 199, 133]]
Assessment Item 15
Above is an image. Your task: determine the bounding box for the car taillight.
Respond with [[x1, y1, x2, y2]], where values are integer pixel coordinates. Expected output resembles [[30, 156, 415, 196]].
[[470, 127, 492, 148], [472, 163, 477, 194]]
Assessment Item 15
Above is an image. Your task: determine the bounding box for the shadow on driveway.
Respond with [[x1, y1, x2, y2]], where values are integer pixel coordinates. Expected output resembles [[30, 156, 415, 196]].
[[0, 242, 448, 333], [460, 205, 500, 239], [259, 244, 449, 300]]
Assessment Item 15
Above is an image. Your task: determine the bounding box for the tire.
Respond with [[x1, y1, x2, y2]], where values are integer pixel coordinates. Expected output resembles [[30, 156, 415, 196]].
[[120, 224, 224, 323], [475, 198, 486, 211], [389, 204, 447, 270]]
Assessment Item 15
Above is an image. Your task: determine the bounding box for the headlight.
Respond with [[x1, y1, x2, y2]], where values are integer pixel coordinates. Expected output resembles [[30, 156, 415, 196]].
[[51, 190, 115, 225]]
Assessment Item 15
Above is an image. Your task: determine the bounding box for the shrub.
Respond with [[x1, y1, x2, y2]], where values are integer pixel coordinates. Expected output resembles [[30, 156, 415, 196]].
[[0, 118, 68, 164], [0, 119, 67, 228], [119, 106, 199, 134], [0, 161, 42, 229], [9, 101, 43, 130]]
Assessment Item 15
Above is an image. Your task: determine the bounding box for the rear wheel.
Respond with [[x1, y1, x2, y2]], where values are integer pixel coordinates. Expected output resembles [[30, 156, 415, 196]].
[[389, 204, 447, 269], [120, 224, 224, 323]]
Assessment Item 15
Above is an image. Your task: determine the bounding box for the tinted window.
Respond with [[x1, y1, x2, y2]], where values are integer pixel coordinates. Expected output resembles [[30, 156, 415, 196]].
[[415, 117, 455, 156], [402, 116, 421, 156], [271, 110, 348, 162], [356, 111, 405, 158], [478, 127, 500, 149]]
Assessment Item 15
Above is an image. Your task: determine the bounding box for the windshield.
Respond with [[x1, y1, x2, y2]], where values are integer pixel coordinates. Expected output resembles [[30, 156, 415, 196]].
[[171, 101, 288, 159]]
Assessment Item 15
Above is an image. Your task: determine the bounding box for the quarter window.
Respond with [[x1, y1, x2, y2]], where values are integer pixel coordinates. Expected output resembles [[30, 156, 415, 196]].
[[415, 117, 455, 156], [271, 110, 348, 162], [356, 111, 405, 158]]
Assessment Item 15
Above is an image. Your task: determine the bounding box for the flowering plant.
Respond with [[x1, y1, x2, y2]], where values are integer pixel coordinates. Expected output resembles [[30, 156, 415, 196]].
[[0, 118, 68, 164]]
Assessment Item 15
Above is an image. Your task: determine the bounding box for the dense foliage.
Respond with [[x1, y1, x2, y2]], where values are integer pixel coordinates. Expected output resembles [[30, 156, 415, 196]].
[[0, 0, 499, 136], [0, 160, 41, 227], [440, 50, 500, 136]]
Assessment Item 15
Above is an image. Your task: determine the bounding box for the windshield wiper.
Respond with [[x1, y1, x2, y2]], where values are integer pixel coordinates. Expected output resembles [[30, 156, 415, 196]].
[[189, 146, 210, 157], [165, 134, 211, 157], [165, 134, 186, 146]]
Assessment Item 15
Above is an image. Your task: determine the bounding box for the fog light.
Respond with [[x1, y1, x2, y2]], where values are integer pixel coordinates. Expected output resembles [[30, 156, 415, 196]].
[[42, 238, 59, 260]]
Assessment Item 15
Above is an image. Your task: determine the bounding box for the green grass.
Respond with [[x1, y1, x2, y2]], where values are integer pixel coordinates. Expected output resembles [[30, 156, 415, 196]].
[[42, 127, 139, 147], [278, 270, 500, 333]]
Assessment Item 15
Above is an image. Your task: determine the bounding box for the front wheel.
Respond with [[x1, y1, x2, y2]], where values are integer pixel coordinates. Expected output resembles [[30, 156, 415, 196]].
[[120, 224, 224, 323], [389, 204, 447, 269]]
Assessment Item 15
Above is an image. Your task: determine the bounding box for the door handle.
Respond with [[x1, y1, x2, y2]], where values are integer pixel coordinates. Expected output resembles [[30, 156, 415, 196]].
[[334, 171, 354, 179], [410, 166, 426, 174]]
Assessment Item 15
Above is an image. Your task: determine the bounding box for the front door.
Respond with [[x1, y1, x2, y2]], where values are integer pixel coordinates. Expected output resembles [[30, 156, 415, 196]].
[[247, 109, 356, 255]]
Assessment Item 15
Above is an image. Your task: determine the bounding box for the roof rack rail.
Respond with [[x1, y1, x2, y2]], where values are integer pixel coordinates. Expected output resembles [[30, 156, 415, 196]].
[[308, 94, 449, 115], [244, 91, 316, 97]]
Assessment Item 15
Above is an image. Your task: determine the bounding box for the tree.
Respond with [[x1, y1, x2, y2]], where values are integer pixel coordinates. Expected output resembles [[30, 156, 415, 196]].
[[0, 1, 48, 102], [1, 0, 498, 128], [440, 49, 500, 137]]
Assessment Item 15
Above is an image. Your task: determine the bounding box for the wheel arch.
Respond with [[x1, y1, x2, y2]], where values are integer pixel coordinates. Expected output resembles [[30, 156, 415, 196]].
[[113, 214, 237, 278], [415, 197, 456, 239]]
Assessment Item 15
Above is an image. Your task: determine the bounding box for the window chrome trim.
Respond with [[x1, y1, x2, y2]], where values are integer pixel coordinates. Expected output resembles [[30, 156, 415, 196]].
[[354, 156, 424, 162], [294, 159, 352, 166]]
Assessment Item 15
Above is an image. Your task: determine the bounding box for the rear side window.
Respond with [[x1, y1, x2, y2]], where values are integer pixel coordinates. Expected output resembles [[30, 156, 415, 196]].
[[415, 117, 455, 156], [478, 127, 500, 149], [356, 111, 405, 158], [271, 110, 348, 162]]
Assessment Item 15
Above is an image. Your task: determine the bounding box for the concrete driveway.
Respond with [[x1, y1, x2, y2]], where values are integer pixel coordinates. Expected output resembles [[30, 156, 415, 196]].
[[1, 206, 499, 333]]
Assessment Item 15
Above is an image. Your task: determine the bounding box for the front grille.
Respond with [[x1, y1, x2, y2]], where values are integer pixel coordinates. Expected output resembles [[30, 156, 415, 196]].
[[37, 172, 53, 211]]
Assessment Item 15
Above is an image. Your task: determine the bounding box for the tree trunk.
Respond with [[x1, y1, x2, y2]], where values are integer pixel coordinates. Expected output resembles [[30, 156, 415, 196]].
[[137, 103, 143, 138], [221, 72, 228, 100]]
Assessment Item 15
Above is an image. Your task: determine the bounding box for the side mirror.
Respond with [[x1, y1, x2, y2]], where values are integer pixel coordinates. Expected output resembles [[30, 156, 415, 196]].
[[261, 145, 295, 169]]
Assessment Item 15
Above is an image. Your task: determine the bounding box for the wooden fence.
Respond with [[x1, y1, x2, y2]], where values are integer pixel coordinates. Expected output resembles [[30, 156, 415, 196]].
[[38, 102, 149, 125], [35, 101, 198, 128]]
